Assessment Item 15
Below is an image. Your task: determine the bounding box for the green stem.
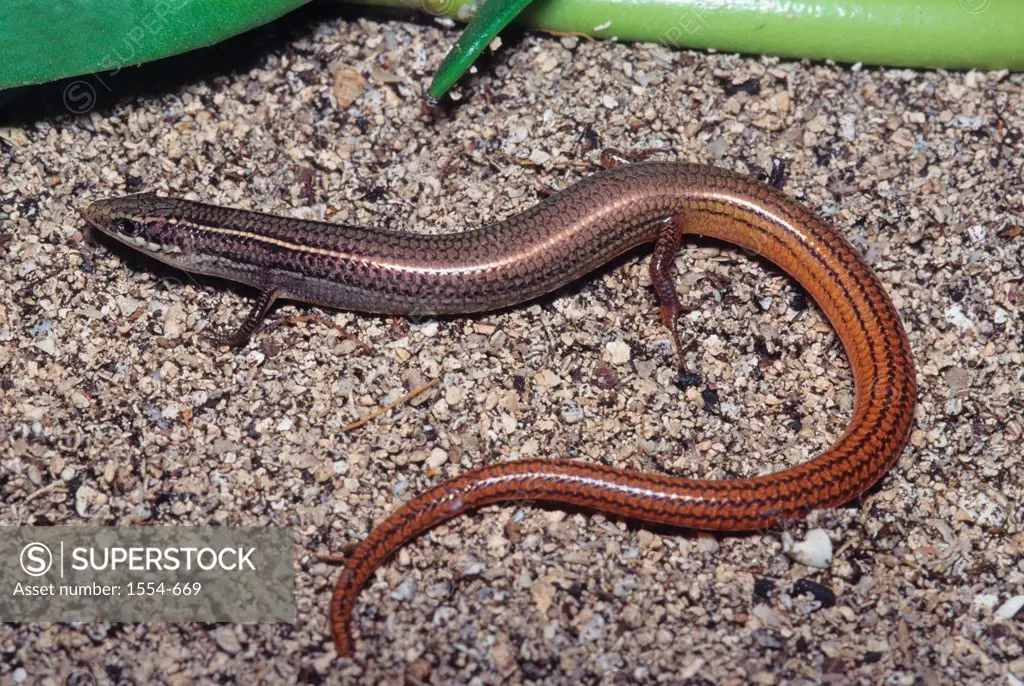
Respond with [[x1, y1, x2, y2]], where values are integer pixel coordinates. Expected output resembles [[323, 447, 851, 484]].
[[363, 0, 1024, 98]]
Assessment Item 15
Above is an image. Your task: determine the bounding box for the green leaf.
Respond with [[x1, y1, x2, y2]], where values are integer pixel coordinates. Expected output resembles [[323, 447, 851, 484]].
[[428, 0, 534, 100], [0, 0, 312, 90]]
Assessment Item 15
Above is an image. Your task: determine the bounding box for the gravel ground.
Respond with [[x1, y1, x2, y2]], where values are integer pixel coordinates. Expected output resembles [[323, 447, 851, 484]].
[[2, 5, 1022, 685]]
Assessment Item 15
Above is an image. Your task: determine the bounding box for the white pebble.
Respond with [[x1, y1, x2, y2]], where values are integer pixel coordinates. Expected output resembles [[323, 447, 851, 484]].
[[946, 306, 976, 332], [606, 340, 631, 365], [390, 578, 417, 601], [752, 603, 780, 626], [163, 305, 185, 337], [529, 149, 551, 165], [695, 532, 720, 553], [426, 448, 448, 468], [535, 369, 561, 388], [560, 402, 585, 424], [995, 595, 1024, 620], [839, 113, 856, 141], [75, 484, 99, 517], [213, 627, 242, 654], [973, 594, 999, 610], [783, 528, 833, 569], [117, 296, 140, 317], [32, 336, 56, 356]]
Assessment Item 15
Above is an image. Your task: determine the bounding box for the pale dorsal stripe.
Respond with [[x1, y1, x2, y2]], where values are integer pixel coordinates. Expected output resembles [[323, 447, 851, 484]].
[[147, 217, 355, 261]]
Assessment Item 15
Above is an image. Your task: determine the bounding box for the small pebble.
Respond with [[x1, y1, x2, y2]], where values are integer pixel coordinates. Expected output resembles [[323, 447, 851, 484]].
[[783, 529, 834, 569], [792, 579, 837, 609], [330, 63, 365, 108], [560, 401, 585, 424], [213, 627, 242, 655], [426, 448, 448, 468], [995, 596, 1024, 620], [606, 340, 631, 365]]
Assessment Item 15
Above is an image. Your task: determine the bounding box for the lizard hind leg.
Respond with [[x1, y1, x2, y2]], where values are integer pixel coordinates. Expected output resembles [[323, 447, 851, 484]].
[[203, 288, 280, 347], [649, 216, 693, 370]]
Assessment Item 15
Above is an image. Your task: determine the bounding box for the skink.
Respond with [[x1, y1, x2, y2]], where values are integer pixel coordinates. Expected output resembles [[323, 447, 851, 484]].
[[83, 161, 916, 656]]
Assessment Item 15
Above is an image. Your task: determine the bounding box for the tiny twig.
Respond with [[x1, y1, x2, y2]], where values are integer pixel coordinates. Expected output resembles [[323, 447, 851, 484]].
[[537, 29, 599, 42], [313, 552, 350, 564], [341, 379, 439, 432], [23, 483, 61, 504], [266, 313, 371, 352]]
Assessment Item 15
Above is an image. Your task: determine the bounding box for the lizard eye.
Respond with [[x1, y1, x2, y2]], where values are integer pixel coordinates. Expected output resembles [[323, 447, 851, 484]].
[[114, 218, 142, 237]]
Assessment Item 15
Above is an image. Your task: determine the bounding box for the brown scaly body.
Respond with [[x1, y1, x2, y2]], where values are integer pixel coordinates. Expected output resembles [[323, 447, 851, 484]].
[[83, 162, 916, 657]]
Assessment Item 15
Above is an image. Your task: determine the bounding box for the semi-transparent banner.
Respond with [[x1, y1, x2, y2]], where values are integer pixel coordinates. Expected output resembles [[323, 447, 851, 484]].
[[1, 526, 294, 622]]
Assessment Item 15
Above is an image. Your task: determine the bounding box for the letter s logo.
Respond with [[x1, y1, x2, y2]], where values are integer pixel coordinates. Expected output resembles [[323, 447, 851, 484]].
[[20, 543, 53, 577]]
